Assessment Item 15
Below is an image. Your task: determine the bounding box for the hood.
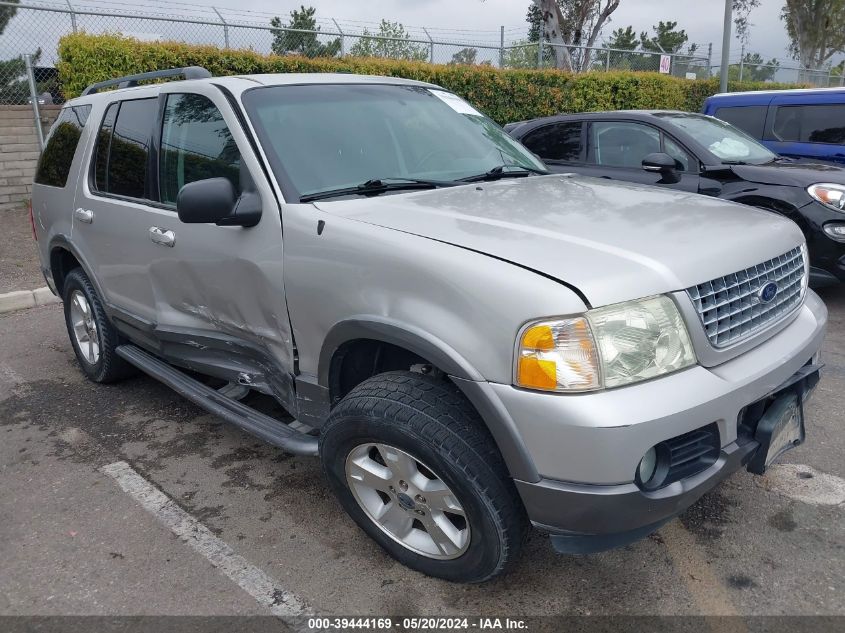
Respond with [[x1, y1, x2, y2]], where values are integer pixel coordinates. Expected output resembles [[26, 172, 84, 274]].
[[314, 175, 804, 307], [730, 160, 845, 187]]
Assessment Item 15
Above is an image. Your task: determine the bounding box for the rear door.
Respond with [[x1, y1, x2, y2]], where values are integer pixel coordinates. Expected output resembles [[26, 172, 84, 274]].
[[765, 94, 845, 163], [72, 96, 161, 339]]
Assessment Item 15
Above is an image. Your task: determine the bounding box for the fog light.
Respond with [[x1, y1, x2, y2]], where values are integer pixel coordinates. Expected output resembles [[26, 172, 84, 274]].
[[637, 447, 658, 484], [823, 223, 845, 241]]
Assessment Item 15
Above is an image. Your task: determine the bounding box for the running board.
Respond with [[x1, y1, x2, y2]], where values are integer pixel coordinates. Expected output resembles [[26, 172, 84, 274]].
[[116, 345, 319, 456]]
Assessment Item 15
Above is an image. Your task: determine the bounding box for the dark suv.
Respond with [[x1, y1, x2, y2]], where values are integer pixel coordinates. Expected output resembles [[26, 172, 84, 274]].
[[506, 111, 845, 287]]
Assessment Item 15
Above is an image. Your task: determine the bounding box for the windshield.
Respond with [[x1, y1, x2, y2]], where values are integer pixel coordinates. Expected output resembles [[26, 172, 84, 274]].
[[654, 113, 777, 165], [241, 83, 546, 201]]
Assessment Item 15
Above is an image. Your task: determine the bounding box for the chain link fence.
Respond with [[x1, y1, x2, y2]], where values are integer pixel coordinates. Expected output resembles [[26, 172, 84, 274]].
[[0, 0, 716, 105], [718, 62, 845, 88], [2, 0, 841, 107]]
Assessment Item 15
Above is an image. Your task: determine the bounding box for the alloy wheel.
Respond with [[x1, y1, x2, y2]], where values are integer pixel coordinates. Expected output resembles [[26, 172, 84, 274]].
[[69, 290, 100, 365], [345, 443, 470, 559]]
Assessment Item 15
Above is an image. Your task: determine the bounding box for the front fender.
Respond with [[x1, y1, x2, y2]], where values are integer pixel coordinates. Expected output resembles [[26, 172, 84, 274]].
[[318, 316, 540, 482]]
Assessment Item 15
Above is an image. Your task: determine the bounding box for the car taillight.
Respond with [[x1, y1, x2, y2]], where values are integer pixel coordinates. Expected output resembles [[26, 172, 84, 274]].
[[29, 200, 37, 241]]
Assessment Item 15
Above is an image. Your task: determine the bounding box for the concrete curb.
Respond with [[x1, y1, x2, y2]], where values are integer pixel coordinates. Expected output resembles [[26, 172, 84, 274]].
[[0, 286, 60, 315]]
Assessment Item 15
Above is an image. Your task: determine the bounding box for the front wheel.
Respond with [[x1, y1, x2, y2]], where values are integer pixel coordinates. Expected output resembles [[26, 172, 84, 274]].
[[319, 371, 527, 583]]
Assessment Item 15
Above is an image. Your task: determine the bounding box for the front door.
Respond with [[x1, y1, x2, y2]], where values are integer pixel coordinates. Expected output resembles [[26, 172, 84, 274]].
[[574, 121, 701, 192], [145, 85, 296, 408]]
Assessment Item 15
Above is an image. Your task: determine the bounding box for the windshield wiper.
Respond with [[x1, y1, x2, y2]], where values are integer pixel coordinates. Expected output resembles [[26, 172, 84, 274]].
[[457, 164, 550, 183], [300, 177, 457, 203]]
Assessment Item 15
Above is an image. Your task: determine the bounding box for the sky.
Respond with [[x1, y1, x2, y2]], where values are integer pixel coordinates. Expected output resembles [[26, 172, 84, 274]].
[[221, 0, 798, 63]]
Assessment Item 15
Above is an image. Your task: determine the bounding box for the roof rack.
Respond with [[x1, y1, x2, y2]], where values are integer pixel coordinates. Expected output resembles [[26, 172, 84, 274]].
[[81, 66, 212, 96]]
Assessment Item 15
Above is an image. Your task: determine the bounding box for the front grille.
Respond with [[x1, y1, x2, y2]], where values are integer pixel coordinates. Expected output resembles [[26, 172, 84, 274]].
[[663, 423, 721, 485], [686, 246, 805, 348]]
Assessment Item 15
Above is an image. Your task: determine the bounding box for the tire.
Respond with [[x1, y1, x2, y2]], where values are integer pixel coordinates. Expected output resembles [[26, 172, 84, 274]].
[[319, 371, 527, 583], [62, 268, 134, 383]]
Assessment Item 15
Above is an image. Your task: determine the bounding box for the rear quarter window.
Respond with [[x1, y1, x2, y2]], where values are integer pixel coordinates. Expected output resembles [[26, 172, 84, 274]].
[[713, 106, 767, 139], [34, 105, 92, 188], [772, 104, 845, 144], [520, 122, 583, 162]]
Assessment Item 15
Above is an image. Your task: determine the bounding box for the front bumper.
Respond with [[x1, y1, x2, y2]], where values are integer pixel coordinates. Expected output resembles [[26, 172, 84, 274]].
[[495, 291, 827, 548], [517, 435, 758, 553], [800, 200, 845, 286]]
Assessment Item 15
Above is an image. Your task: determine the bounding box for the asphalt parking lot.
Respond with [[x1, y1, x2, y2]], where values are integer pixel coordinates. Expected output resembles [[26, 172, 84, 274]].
[[1, 290, 843, 618]]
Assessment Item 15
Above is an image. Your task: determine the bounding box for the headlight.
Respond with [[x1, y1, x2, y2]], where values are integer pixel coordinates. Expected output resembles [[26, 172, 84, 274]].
[[808, 183, 845, 212], [515, 295, 696, 392]]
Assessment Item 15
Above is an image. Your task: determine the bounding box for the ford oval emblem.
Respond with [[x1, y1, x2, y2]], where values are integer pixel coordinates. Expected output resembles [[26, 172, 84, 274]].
[[758, 281, 779, 304]]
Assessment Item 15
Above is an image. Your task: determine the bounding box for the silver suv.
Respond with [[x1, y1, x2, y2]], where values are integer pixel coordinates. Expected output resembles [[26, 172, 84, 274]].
[[32, 68, 827, 583]]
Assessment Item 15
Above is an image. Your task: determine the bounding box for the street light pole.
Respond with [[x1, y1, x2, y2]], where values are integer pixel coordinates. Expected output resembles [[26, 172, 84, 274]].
[[719, 0, 732, 93]]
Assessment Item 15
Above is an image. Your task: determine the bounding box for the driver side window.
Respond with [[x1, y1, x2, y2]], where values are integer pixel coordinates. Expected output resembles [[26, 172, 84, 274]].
[[663, 136, 694, 172], [589, 121, 661, 168], [159, 93, 242, 205]]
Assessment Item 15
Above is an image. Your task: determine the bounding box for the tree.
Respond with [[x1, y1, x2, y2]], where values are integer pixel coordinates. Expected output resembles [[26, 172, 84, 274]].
[[605, 25, 637, 50], [449, 48, 479, 65], [1, 2, 50, 105], [502, 40, 541, 69], [0, 49, 49, 105], [640, 21, 689, 54], [0, 0, 19, 34], [733, 0, 761, 46], [601, 25, 638, 69], [350, 20, 428, 61], [526, 4, 544, 43], [270, 5, 340, 58], [531, 0, 622, 72], [782, 0, 845, 70], [635, 21, 699, 74], [729, 52, 779, 81]]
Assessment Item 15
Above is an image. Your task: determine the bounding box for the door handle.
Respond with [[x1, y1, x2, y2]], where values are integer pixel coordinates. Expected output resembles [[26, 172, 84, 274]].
[[74, 208, 94, 224], [149, 226, 175, 247]]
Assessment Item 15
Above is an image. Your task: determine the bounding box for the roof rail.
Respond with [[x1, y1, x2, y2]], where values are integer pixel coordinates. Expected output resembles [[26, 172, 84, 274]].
[[81, 66, 212, 96]]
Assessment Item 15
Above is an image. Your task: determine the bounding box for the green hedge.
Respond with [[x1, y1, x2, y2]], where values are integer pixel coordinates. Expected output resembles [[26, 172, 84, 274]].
[[58, 33, 796, 124]]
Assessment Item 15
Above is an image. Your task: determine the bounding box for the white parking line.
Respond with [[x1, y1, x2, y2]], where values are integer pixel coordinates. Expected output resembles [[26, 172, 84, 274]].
[[100, 460, 310, 617]]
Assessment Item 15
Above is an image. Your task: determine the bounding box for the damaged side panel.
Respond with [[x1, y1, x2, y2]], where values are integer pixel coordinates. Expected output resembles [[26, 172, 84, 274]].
[[281, 203, 589, 388], [134, 83, 299, 414], [149, 245, 296, 411]]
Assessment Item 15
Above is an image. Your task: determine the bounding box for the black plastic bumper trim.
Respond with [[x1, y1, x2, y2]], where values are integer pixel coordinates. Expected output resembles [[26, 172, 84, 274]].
[[515, 437, 759, 538]]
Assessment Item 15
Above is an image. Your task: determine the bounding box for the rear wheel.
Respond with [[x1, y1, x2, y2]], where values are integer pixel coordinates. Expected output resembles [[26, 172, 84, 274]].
[[319, 371, 527, 583], [62, 268, 134, 383]]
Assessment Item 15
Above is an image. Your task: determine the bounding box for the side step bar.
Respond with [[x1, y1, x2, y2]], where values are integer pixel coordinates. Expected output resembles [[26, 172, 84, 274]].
[[116, 345, 319, 456]]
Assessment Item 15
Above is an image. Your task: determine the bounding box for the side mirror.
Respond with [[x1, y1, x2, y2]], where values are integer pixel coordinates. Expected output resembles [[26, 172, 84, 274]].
[[642, 152, 681, 184], [176, 177, 261, 228], [642, 152, 677, 174]]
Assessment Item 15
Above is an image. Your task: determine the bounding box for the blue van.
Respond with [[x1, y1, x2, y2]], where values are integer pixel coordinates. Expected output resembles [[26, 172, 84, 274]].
[[703, 87, 845, 164]]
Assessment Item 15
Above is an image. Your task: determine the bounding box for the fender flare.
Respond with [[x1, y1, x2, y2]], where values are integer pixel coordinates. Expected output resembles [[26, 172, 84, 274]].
[[318, 317, 540, 482], [318, 317, 483, 386], [48, 235, 106, 301]]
